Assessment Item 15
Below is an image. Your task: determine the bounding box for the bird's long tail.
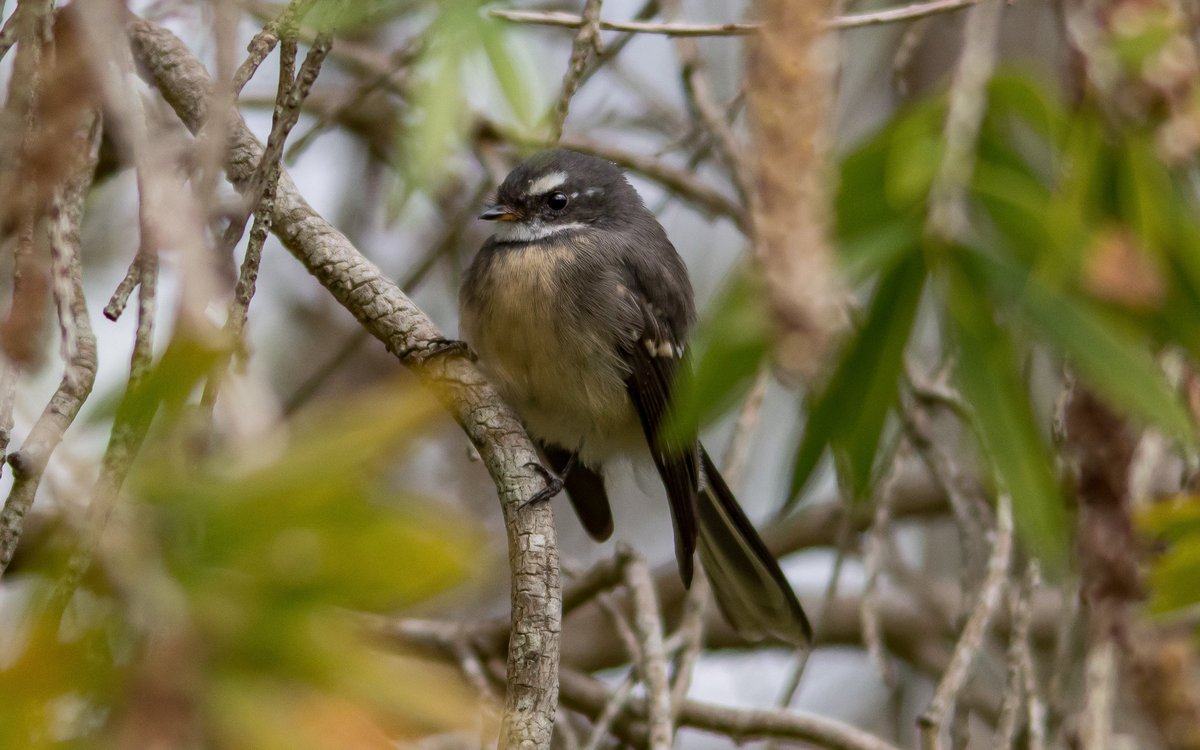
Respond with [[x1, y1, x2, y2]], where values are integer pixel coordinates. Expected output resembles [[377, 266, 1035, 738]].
[[695, 448, 812, 646]]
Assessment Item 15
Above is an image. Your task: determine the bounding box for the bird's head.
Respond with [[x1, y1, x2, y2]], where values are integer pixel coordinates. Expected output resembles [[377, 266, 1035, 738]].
[[480, 149, 640, 242]]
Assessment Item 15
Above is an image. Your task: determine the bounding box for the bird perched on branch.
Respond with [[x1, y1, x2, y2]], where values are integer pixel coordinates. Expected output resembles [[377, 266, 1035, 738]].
[[459, 149, 810, 645]]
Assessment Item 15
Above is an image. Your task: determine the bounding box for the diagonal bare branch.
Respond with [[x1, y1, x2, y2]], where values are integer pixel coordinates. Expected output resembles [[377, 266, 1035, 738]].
[[127, 18, 562, 750]]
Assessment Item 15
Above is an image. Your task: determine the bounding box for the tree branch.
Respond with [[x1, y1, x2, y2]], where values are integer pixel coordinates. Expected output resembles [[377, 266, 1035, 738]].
[[126, 17, 561, 750], [0, 110, 101, 576]]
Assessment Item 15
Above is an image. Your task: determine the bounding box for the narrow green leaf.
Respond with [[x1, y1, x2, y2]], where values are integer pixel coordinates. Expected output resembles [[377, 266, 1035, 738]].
[[477, 22, 537, 126], [946, 257, 1069, 569], [838, 219, 920, 283], [663, 270, 772, 445], [786, 255, 926, 507], [965, 250, 1195, 445]]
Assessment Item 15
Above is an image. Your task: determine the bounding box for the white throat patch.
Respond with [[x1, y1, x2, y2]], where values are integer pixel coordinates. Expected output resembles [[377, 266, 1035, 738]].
[[528, 171, 569, 195], [492, 219, 587, 243]]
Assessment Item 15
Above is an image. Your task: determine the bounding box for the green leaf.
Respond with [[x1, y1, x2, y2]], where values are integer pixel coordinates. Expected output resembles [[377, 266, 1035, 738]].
[[663, 270, 772, 444], [1139, 497, 1200, 614], [945, 255, 1069, 569], [985, 71, 1067, 145], [477, 20, 537, 127], [965, 250, 1195, 445], [786, 254, 926, 507], [838, 218, 920, 283]]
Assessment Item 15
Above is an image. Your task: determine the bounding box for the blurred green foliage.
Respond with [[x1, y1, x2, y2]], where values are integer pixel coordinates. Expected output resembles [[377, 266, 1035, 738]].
[[1140, 497, 1200, 616], [683, 71, 1200, 568], [0, 367, 481, 748]]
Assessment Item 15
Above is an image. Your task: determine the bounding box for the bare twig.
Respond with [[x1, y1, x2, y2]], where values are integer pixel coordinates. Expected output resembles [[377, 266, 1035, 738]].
[[720, 369, 768, 491], [901, 369, 989, 591], [1011, 562, 1046, 750], [668, 576, 708, 720], [0, 111, 100, 576], [203, 32, 331, 413], [284, 35, 420, 162], [1078, 636, 1117, 750], [490, 9, 756, 36], [919, 494, 1013, 750], [662, 0, 754, 206], [580, 668, 638, 750], [620, 547, 673, 750], [0, 361, 16, 478], [863, 447, 907, 684], [995, 563, 1034, 750], [773, 515, 851, 711], [597, 590, 643, 664], [491, 0, 986, 36], [558, 667, 905, 750], [228, 35, 330, 334], [103, 255, 144, 321], [230, 0, 319, 95], [0, 4, 22, 63], [831, 0, 985, 29], [53, 246, 158, 607], [549, 0, 603, 142], [926, 0, 1005, 242], [130, 19, 562, 749]]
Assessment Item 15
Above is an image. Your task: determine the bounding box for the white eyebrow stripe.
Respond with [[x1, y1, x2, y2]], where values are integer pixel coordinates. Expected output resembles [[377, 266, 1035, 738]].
[[528, 171, 568, 195]]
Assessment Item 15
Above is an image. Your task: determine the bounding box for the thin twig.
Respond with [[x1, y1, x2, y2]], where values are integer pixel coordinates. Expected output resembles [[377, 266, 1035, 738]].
[[558, 667, 906, 750], [919, 494, 1014, 750], [0, 3, 22, 63], [103, 255, 143, 321], [773, 515, 852, 711], [926, 0, 1005, 242], [668, 575, 708, 721], [581, 668, 638, 750], [831, 0, 985, 29], [901, 371, 989, 591], [620, 546, 673, 750], [492, 0, 986, 36], [662, 0, 754, 206], [0, 360, 16, 479], [0, 112, 101, 577], [575, 0, 659, 89], [549, 0, 603, 142], [597, 590, 643, 664], [284, 35, 421, 163], [230, 0, 319, 95], [1020, 566, 1048, 750], [720, 368, 768, 491], [1079, 636, 1117, 750], [204, 33, 332, 409], [863, 446, 908, 684], [491, 8, 756, 36], [52, 231, 158, 610], [995, 560, 1042, 750]]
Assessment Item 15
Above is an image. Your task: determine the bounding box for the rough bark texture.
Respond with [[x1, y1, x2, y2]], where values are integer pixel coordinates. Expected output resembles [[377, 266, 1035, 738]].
[[126, 18, 560, 749]]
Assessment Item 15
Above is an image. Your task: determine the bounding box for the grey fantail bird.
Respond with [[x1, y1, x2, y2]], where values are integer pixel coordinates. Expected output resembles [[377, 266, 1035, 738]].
[[459, 149, 811, 645]]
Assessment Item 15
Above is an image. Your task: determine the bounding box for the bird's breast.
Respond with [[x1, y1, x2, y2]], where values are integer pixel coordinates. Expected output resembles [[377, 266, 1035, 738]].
[[461, 242, 637, 458]]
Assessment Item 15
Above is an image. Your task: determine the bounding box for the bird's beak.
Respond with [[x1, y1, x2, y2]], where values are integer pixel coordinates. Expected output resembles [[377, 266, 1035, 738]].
[[479, 204, 520, 222]]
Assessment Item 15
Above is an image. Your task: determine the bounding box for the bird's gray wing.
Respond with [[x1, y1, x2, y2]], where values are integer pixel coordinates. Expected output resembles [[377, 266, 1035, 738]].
[[618, 280, 700, 586]]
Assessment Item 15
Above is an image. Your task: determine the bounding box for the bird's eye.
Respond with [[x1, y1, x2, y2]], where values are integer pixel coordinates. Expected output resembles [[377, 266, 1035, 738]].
[[546, 191, 569, 211]]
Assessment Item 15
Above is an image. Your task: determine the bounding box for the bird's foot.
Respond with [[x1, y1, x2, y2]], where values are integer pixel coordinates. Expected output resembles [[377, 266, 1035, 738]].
[[423, 337, 476, 363], [521, 456, 575, 507]]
